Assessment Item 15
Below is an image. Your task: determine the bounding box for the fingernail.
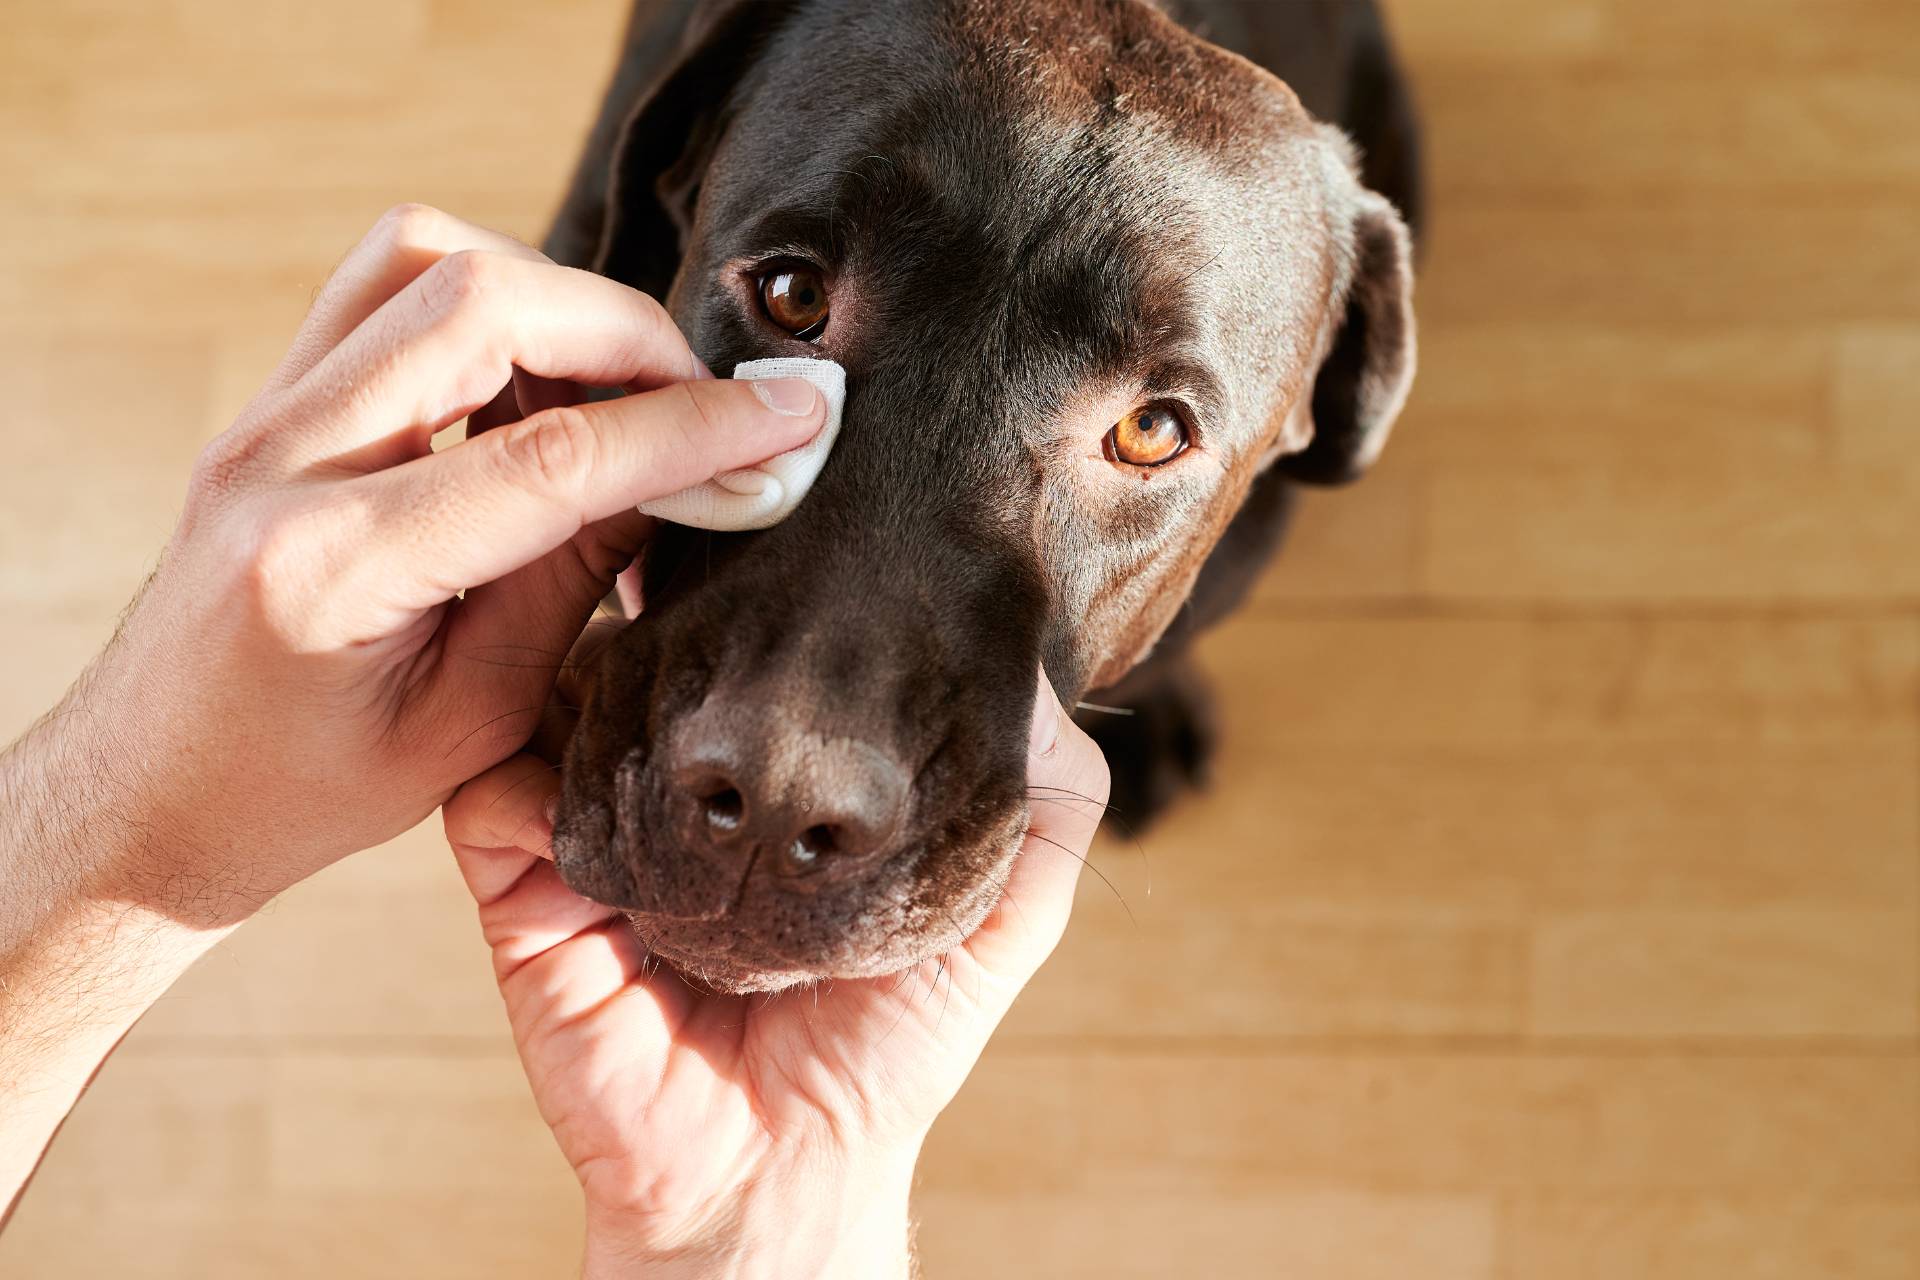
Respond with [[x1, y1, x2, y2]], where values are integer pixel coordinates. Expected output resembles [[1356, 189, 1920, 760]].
[[543, 793, 560, 828], [1029, 678, 1061, 758], [751, 377, 819, 417], [691, 355, 714, 380]]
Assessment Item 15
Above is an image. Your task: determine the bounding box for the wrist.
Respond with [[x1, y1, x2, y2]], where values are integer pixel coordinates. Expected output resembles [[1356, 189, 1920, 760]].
[[580, 1139, 922, 1280], [3, 677, 187, 922], [10, 618, 284, 927]]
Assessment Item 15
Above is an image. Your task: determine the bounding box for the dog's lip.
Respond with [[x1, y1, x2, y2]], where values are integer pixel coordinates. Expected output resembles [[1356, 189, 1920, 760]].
[[611, 820, 1023, 984]]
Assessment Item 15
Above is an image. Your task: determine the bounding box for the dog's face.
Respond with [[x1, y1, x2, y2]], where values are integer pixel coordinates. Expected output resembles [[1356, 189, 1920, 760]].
[[553, 0, 1415, 991]]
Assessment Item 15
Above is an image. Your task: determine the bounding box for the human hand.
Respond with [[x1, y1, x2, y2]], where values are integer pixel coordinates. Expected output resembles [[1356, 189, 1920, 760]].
[[22, 203, 825, 924], [443, 670, 1109, 1279], [0, 204, 828, 1213]]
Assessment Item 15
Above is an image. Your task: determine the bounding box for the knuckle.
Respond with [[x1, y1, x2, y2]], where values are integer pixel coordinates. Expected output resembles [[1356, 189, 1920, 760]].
[[500, 404, 598, 494], [625, 286, 675, 347], [371, 201, 447, 253], [418, 248, 503, 320], [188, 421, 269, 505], [238, 510, 316, 631], [236, 496, 372, 643]]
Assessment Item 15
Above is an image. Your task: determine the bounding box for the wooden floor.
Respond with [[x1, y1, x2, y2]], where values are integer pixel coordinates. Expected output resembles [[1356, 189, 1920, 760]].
[[4, 1, 1917, 1275]]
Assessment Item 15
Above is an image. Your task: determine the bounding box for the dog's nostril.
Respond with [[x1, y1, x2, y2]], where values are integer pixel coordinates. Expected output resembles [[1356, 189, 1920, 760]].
[[779, 824, 840, 876], [701, 787, 745, 831]]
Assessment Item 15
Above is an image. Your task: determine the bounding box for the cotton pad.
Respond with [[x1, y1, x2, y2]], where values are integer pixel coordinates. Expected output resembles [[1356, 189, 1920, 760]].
[[638, 357, 846, 531]]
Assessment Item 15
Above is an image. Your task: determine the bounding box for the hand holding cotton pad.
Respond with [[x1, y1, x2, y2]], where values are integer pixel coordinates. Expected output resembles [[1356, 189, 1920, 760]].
[[639, 357, 846, 531]]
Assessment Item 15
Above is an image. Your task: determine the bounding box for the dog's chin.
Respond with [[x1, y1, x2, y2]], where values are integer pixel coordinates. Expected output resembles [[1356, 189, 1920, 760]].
[[553, 806, 1029, 996], [613, 845, 1014, 994], [622, 915, 902, 995]]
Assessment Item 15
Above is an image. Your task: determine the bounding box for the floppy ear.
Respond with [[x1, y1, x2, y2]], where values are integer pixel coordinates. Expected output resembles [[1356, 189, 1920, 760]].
[[1277, 185, 1417, 486], [554, 0, 797, 297]]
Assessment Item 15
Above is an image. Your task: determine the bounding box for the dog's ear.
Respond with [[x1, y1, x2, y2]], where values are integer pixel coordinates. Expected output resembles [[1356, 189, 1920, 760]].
[[1276, 164, 1417, 486], [585, 0, 798, 298]]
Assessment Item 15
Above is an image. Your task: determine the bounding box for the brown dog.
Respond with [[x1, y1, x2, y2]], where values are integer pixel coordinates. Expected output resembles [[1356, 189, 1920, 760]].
[[544, 0, 1420, 992]]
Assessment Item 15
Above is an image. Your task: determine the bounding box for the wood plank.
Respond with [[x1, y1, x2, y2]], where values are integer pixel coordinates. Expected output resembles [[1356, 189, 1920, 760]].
[[1422, 72, 1920, 196], [920, 1050, 1920, 1194], [1528, 910, 1920, 1037], [0, 332, 213, 614], [1388, 326, 1830, 471], [1005, 616, 1918, 1040], [0, 1196, 582, 1280], [133, 825, 511, 1046], [1246, 462, 1423, 603], [264, 1050, 568, 1196], [1386, 0, 1920, 76], [1419, 198, 1920, 328], [1422, 460, 1920, 601], [4, 0, 1918, 1276], [1203, 616, 1919, 749], [915, 1191, 1499, 1280], [1835, 325, 1920, 465], [1506, 1195, 1920, 1280]]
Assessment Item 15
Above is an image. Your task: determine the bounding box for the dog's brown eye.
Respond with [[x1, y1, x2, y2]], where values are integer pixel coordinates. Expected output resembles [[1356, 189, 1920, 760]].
[[759, 267, 830, 339], [1107, 405, 1190, 467]]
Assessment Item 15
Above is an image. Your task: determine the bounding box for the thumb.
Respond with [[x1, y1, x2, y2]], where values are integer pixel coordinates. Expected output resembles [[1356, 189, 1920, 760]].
[[354, 375, 824, 611], [965, 670, 1111, 984]]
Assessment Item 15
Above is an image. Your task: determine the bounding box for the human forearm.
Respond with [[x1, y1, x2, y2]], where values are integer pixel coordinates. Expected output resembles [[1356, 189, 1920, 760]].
[[0, 690, 238, 1213]]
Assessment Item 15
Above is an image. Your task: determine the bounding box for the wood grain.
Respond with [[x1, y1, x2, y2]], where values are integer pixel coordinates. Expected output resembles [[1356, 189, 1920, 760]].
[[2, 0, 1915, 1276]]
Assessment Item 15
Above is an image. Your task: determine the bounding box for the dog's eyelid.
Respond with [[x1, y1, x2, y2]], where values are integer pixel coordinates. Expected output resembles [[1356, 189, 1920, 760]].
[[1139, 395, 1203, 442], [1143, 355, 1225, 423]]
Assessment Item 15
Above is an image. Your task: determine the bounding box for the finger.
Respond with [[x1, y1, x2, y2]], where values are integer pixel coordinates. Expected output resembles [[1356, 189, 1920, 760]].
[[271, 203, 552, 392], [511, 365, 584, 422], [497, 904, 658, 1028], [284, 251, 701, 470], [476, 859, 626, 984], [465, 381, 524, 438], [965, 671, 1111, 981], [430, 509, 651, 766], [464, 367, 586, 441], [351, 376, 822, 614], [444, 755, 565, 903], [613, 561, 647, 617]]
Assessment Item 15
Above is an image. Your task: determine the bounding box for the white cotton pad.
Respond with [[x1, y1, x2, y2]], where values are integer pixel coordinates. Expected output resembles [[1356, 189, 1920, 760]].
[[638, 357, 846, 531]]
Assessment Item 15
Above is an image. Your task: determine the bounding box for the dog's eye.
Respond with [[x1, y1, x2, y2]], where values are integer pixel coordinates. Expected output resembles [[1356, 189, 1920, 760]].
[[758, 267, 830, 340], [1106, 405, 1190, 467]]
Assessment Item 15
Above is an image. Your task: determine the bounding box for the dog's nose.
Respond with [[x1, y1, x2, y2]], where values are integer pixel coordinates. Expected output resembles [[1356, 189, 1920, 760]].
[[666, 715, 909, 878]]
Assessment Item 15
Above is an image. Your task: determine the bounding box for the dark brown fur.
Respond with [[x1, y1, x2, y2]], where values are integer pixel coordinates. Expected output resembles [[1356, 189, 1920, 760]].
[[546, 0, 1421, 992]]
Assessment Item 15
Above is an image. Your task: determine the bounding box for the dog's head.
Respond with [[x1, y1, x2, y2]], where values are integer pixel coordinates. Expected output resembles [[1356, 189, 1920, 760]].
[[553, 0, 1416, 991]]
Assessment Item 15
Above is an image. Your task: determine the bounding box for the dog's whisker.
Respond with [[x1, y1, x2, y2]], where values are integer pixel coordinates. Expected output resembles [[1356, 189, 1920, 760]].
[[459, 642, 572, 657], [484, 761, 565, 814], [1073, 700, 1136, 717], [1172, 245, 1226, 291], [1024, 830, 1136, 925], [1025, 786, 1153, 899], [443, 704, 576, 759], [1026, 785, 1119, 815], [454, 656, 600, 672], [933, 950, 956, 1033], [876, 961, 923, 1049], [940, 906, 982, 1009]]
